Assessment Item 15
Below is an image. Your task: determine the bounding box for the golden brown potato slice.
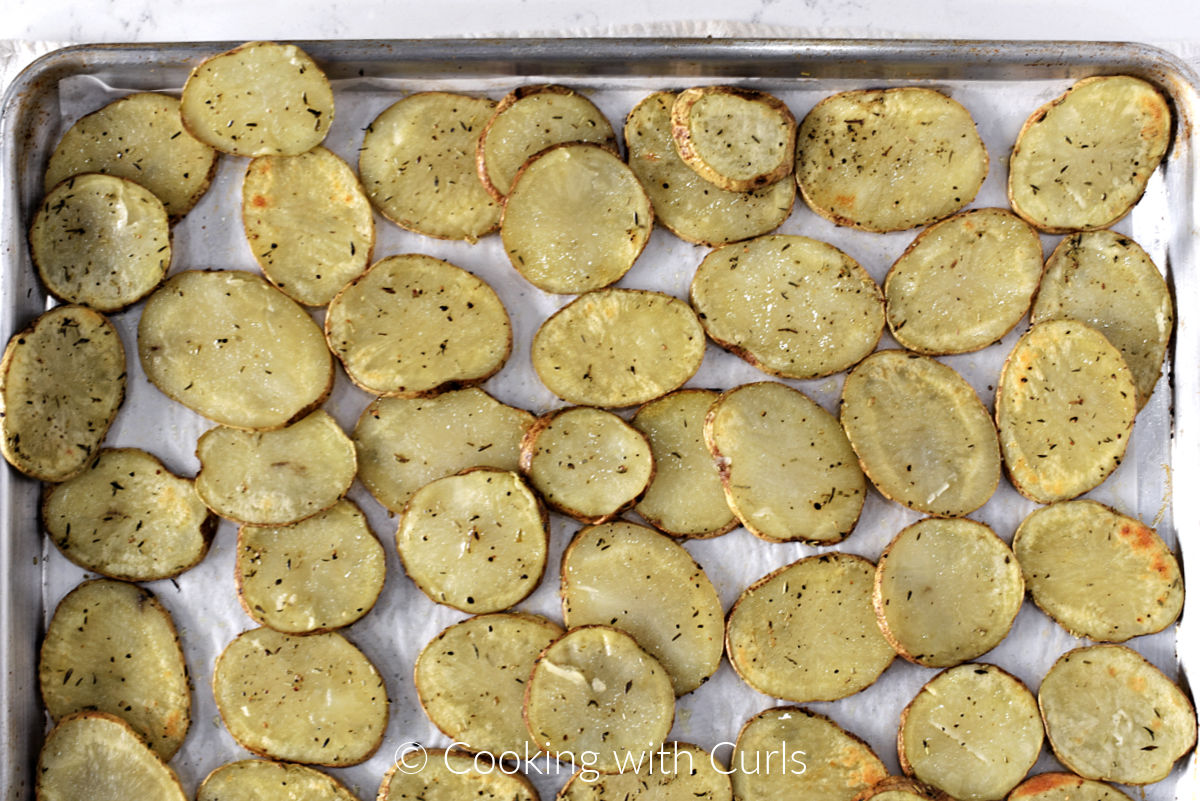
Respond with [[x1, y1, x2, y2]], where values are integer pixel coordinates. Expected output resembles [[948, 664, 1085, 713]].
[[197, 760, 361, 801], [1, 305, 124, 482], [1008, 773, 1134, 801], [39, 580, 190, 760], [854, 777, 951, 801], [726, 553, 894, 702], [557, 742, 732, 801], [1008, 76, 1171, 233], [691, 235, 884, 380], [378, 750, 538, 801], [37, 712, 186, 801], [671, 86, 796, 191]]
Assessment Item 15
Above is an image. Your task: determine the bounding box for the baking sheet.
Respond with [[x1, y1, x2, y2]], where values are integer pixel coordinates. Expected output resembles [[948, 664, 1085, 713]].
[[3, 40, 1195, 801]]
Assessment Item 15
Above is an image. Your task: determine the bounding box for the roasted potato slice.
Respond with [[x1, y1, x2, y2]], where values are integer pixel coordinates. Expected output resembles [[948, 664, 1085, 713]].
[[854, 777, 951, 801], [1008, 76, 1170, 233], [1032, 230, 1172, 408], [237, 500, 385, 633], [42, 448, 215, 581], [874, 518, 1023, 668], [726, 553, 894, 702], [1008, 773, 1134, 801], [1, 305, 124, 482], [671, 86, 796, 191], [242, 146, 374, 307], [40, 580, 190, 760], [359, 92, 501, 242], [557, 742, 732, 801], [705, 382, 865, 543], [37, 712, 186, 801], [995, 320, 1136, 504], [884, 208, 1044, 355], [397, 468, 548, 613], [180, 41, 333, 157], [212, 627, 388, 766], [197, 760, 361, 801], [30, 174, 171, 311], [501, 143, 653, 294], [840, 351, 1001, 517], [1038, 645, 1196, 785], [379, 750, 538, 801], [796, 88, 987, 232], [138, 270, 332, 430], [531, 289, 705, 407], [691, 235, 884, 380]]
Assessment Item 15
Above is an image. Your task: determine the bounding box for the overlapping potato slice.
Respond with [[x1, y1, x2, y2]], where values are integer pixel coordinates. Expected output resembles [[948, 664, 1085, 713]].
[[197, 760, 361, 801], [854, 777, 950, 801], [378, 750, 538, 801], [1008, 76, 1170, 233], [557, 742, 732, 801], [37, 712, 186, 801], [40, 580, 190, 759], [670, 86, 796, 191], [726, 553, 894, 702], [691, 235, 884, 380], [1008, 774, 1134, 801]]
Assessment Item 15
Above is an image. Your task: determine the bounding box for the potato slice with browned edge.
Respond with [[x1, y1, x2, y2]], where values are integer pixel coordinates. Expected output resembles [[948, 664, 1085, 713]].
[[874, 518, 1023, 668], [532, 289, 705, 407], [198, 760, 361, 801], [1, 305, 124, 482], [854, 777, 951, 801], [213, 627, 387, 766], [841, 351, 1001, 517], [995, 320, 1136, 504], [691, 235, 884, 380], [40, 580, 189, 760], [180, 41, 333, 157], [1032, 230, 1172, 409], [726, 553, 894, 702], [899, 664, 1043, 801], [1013, 500, 1181, 642], [237, 500, 385, 633], [353, 388, 534, 512], [31, 174, 170, 312], [501, 143, 653, 294], [1008, 774, 1134, 801], [379, 750, 538, 801], [671, 87, 796, 191], [42, 448, 215, 581], [1009, 76, 1170, 233], [705, 382, 865, 543], [196, 410, 356, 525], [415, 613, 562, 756], [624, 92, 794, 247], [884, 208, 1044, 355], [359, 92, 501, 242], [242, 147, 374, 307], [37, 712, 186, 801], [138, 270, 332, 430], [525, 625, 675, 774], [557, 742, 732, 801], [397, 468, 548, 613], [1038, 645, 1196, 785]]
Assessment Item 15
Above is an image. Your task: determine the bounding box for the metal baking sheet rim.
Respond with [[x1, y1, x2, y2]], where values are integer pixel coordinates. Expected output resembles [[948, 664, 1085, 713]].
[[1, 38, 1198, 799]]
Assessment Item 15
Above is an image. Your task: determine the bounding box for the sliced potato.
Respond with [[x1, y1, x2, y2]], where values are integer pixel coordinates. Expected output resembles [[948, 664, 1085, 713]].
[[359, 92, 501, 242], [884, 208, 1044, 355], [353, 388, 534, 512], [624, 92, 794, 247], [197, 760, 361, 801], [874, 518, 1023, 668], [180, 41, 333, 157], [519, 406, 654, 523], [557, 742, 732, 801], [1038, 644, 1196, 785], [1008, 773, 1133, 801], [196, 410, 355, 525], [37, 712, 186, 801], [415, 612, 563, 756], [30, 174, 171, 311], [242, 146, 374, 307], [691, 235, 884, 380], [39, 580, 190, 760], [325, 253, 511, 397], [396, 468, 547, 613], [212, 627, 388, 766], [840, 350, 1001, 517], [898, 664, 1043, 801], [531, 289, 705, 407], [379, 750, 538, 801], [1013, 500, 1182, 641], [995, 320, 1136, 504], [42, 448, 215, 581], [1008, 76, 1171, 233], [525, 625, 675, 774], [1032, 230, 1173, 408], [704, 382, 865, 543], [854, 777, 950, 801], [138, 270, 332, 430], [44, 92, 218, 219], [0, 305, 124, 482], [671, 86, 796, 191], [501, 143, 653, 294], [237, 500, 385, 633], [726, 553, 894, 702]]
